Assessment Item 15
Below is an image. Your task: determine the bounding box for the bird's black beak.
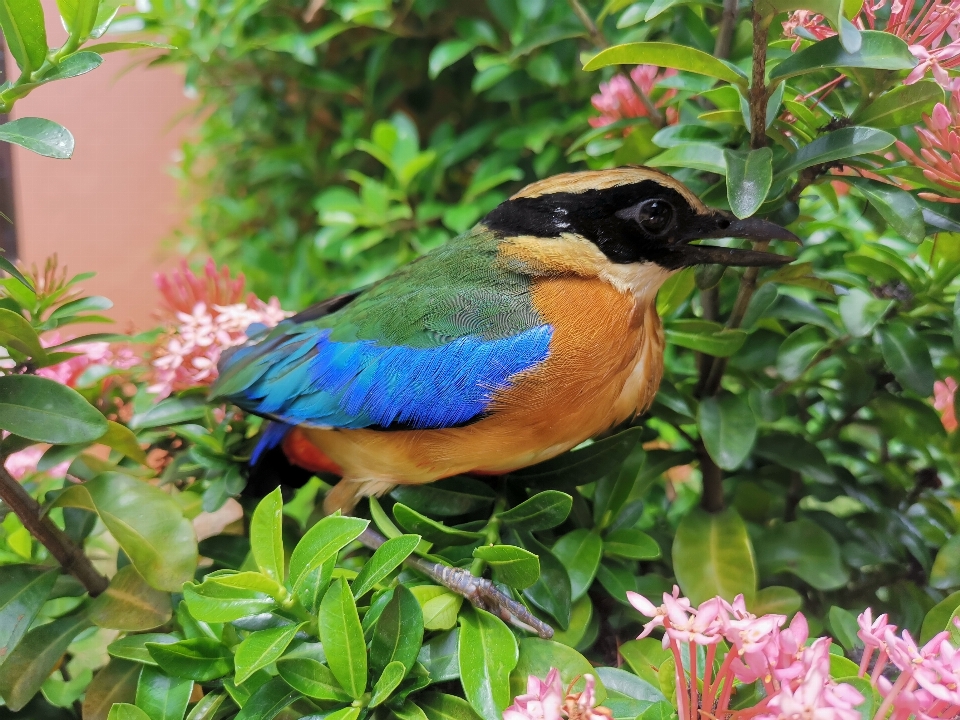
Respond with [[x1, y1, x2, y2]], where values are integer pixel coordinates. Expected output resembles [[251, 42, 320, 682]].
[[674, 212, 801, 267]]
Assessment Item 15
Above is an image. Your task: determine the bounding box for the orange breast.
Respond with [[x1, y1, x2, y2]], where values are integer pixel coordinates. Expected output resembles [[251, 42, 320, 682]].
[[296, 273, 664, 488]]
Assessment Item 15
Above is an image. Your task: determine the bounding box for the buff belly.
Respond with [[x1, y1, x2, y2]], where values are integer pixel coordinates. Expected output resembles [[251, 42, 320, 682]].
[[295, 274, 666, 512]]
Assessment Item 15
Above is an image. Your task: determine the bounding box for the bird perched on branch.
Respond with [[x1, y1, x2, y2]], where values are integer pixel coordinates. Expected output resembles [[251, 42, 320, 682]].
[[211, 166, 798, 636]]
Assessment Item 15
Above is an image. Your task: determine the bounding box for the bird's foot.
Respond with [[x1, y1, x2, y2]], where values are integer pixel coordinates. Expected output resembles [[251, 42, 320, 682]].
[[431, 563, 554, 639]]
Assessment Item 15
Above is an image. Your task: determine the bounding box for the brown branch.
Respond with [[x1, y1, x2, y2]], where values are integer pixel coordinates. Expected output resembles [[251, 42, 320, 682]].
[[749, 8, 770, 149], [0, 462, 109, 596], [713, 0, 739, 58], [698, 441, 725, 513]]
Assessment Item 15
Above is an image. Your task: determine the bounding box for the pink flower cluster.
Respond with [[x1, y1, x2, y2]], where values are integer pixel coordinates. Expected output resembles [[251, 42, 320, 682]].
[[896, 92, 960, 200], [503, 669, 611, 720], [858, 610, 960, 720], [934, 377, 958, 431], [783, 0, 960, 89], [628, 587, 864, 720], [590, 65, 678, 130], [149, 260, 288, 398]]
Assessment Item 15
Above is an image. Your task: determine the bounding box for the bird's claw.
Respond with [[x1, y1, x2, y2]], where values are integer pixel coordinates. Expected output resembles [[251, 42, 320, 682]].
[[435, 564, 554, 639]]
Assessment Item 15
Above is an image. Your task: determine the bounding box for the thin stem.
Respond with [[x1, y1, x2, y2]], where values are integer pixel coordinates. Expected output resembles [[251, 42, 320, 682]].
[[858, 647, 875, 678], [872, 673, 914, 720], [698, 441, 724, 513], [702, 643, 718, 712], [713, 649, 737, 713], [0, 461, 109, 595], [713, 0, 739, 58], [689, 643, 699, 720], [749, 9, 770, 149]]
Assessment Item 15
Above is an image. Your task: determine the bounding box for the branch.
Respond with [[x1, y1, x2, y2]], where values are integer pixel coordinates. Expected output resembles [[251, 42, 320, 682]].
[[698, 441, 725, 513], [0, 461, 109, 596], [568, 0, 665, 127], [713, 0, 739, 58], [749, 8, 771, 149]]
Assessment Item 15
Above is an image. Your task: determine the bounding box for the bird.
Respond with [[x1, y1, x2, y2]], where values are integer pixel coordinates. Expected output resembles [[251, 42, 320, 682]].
[[210, 166, 799, 636]]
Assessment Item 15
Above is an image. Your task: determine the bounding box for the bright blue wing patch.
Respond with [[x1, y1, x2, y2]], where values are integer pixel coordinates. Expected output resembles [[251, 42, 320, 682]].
[[219, 324, 553, 430], [250, 421, 292, 465]]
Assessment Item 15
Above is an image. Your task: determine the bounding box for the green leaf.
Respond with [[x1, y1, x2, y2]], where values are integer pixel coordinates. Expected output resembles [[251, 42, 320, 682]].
[[410, 586, 464, 631], [419, 692, 484, 720], [552, 529, 603, 601], [509, 638, 605, 702], [854, 80, 943, 129], [318, 577, 367, 699], [109, 704, 152, 720], [749, 586, 803, 616], [517, 532, 572, 629], [108, 634, 179, 667], [0, 0, 46, 72], [146, 638, 233, 682], [473, 545, 540, 589], [371, 660, 406, 707], [665, 320, 747, 357], [0, 611, 91, 711], [0, 307, 46, 360], [698, 393, 757, 470], [429, 39, 476, 78], [87, 40, 175, 53], [770, 31, 917, 81], [276, 657, 351, 701], [672, 507, 756, 605], [234, 677, 299, 720], [775, 127, 895, 179], [98, 421, 149, 464], [250, 488, 284, 582], [371, 584, 424, 679], [596, 665, 664, 705], [129, 396, 207, 429], [288, 514, 368, 593], [0, 118, 74, 159], [845, 177, 925, 243], [838, 288, 893, 337], [584, 42, 745, 84], [920, 590, 960, 643], [603, 529, 661, 560], [417, 630, 460, 683], [52, 472, 198, 591], [0, 253, 32, 289], [234, 623, 303, 685], [594, 446, 645, 529], [754, 433, 835, 483], [648, 143, 727, 175], [184, 691, 230, 720], [756, 519, 849, 590], [135, 666, 193, 720], [878, 321, 935, 396], [391, 477, 495, 517], [777, 325, 826, 381], [0, 374, 107, 443], [458, 607, 519, 720], [0, 565, 57, 664], [509, 427, 642, 490], [352, 534, 420, 598], [90, 565, 172, 631], [55, 0, 97, 37], [393, 503, 484, 545], [183, 578, 277, 623], [725, 148, 773, 219], [931, 534, 960, 590], [828, 606, 861, 652], [497, 491, 572, 530]]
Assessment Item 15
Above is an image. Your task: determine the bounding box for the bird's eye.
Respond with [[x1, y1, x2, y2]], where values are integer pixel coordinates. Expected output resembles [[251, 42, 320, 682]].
[[636, 199, 675, 237]]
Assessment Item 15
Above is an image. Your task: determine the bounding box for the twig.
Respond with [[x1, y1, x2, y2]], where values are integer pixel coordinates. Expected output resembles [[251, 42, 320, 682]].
[[0, 461, 109, 595], [568, 0, 666, 127], [698, 441, 725, 513], [749, 8, 771, 149], [714, 0, 739, 58]]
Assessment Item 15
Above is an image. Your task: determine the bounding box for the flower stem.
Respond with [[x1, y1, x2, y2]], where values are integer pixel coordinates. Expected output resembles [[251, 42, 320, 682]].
[[872, 674, 915, 720], [703, 643, 718, 712], [690, 643, 699, 720]]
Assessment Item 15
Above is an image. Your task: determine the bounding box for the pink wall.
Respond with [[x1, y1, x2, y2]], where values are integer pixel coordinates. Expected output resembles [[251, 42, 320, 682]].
[[8, 3, 193, 331]]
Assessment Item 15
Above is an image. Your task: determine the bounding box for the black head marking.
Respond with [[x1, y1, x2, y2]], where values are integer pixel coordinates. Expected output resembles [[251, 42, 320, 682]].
[[481, 180, 720, 269]]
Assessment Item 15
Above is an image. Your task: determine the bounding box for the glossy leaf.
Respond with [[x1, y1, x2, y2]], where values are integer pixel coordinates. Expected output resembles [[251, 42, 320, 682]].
[[391, 477, 495, 517], [775, 127, 895, 179], [920, 590, 960, 642], [756, 519, 850, 590], [664, 320, 746, 357], [419, 692, 484, 720], [725, 148, 773, 219], [552, 529, 603, 601], [0, 565, 57, 665], [497, 491, 572, 530], [509, 638, 605, 701], [370, 660, 406, 706], [878, 321, 935, 395], [183, 577, 277, 622], [750, 586, 803, 616], [135, 666, 193, 720], [473, 545, 540, 589], [517, 531, 573, 629], [233, 677, 299, 720], [603, 529, 661, 560], [769, 31, 916, 81], [510, 427, 642, 490], [648, 143, 726, 175], [84, 659, 141, 720], [318, 577, 367, 698], [754, 433, 835, 484], [288, 514, 368, 592], [845, 177, 925, 243], [88, 40, 176, 53], [410, 585, 464, 630], [393, 502, 484, 545], [53, 472, 197, 591], [0, 374, 108, 443], [352, 533, 420, 598], [838, 288, 893, 337], [417, 630, 460, 683], [698, 393, 757, 470], [234, 622, 303, 684], [777, 326, 826, 381], [0, 611, 92, 711], [250, 487, 284, 582], [828, 606, 861, 652], [146, 638, 233, 682], [429, 39, 476, 78], [931, 534, 960, 589], [276, 657, 351, 700], [108, 634, 179, 667], [0, 253, 32, 288], [99, 420, 149, 464], [129, 396, 207, 429], [854, 80, 943, 129], [0, 0, 46, 72], [0, 118, 74, 159], [0, 307, 46, 360], [109, 705, 152, 720], [672, 507, 756, 605], [458, 607, 519, 720], [90, 565, 173, 631], [371, 584, 424, 678], [584, 42, 745, 84]]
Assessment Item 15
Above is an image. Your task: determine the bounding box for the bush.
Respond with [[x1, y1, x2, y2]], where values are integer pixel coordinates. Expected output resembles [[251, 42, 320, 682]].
[[1, 0, 960, 719]]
